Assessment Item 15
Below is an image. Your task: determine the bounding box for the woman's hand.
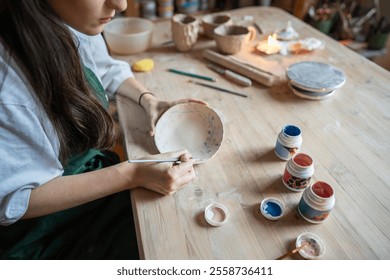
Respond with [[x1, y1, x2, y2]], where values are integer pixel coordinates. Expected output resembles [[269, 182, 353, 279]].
[[140, 94, 208, 136], [126, 150, 196, 195]]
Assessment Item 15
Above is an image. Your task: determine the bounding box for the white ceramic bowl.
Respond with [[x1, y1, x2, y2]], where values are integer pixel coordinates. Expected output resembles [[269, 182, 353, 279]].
[[154, 103, 224, 164], [103, 17, 153, 55]]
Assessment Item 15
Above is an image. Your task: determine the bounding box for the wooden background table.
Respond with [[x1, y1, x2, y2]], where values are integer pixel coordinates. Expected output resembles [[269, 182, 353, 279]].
[[115, 6, 390, 259]]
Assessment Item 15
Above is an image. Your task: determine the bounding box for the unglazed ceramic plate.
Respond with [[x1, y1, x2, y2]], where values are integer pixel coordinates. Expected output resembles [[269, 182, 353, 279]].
[[154, 103, 224, 164], [288, 81, 336, 100], [286, 61, 346, 92]]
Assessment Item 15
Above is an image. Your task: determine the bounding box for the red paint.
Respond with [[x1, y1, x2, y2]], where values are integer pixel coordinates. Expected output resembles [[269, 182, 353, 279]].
[[312, 181, 334, 198], [293, 153, 313, 167]]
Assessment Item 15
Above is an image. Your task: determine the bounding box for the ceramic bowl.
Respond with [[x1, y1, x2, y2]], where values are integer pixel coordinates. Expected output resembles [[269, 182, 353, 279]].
[[154, 103, 224, 164], [103, 17, 153, 55]]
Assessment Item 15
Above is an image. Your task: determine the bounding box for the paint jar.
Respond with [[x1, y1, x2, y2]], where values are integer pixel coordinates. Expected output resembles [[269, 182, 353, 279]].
[[298, 181, 335, 223], [274, 124, 302, 160], [282, 153, 314, 192]]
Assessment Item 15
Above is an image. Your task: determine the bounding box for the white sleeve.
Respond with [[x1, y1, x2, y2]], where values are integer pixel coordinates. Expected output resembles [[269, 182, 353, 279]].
[[0, 104, 64, 225], [70, 27, 134, 97], [0, 59, 63, 225], [92, 34, 134, 96]]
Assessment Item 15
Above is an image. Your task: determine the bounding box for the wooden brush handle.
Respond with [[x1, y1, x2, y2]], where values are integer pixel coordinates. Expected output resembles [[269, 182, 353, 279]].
[[275, 244, 307, 260]]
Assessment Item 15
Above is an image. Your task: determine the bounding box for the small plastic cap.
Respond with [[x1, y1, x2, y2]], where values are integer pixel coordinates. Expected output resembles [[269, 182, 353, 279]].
[[204, 203, 229, 226], [296, 232, 325, 259], [260, 197, 285, 220]]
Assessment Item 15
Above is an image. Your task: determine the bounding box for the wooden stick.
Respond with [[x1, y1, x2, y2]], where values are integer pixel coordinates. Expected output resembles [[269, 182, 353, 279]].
[[203, 49, 276, 87], [275, 243, 308, 260]]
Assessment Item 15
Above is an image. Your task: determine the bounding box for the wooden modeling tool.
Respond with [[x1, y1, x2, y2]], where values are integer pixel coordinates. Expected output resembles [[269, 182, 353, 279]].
[[203, 49, 276, 87]]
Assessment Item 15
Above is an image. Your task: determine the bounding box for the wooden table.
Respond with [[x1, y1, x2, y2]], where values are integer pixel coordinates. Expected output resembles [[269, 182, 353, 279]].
[[115, 6, 390, 259]]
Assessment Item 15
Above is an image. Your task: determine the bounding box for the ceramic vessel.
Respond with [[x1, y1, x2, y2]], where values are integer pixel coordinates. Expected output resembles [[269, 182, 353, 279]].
[[201, 13, 232, 38], [171, 14, 199, 52], [154, 103, 224, 163], [213, 25, 256, 54]]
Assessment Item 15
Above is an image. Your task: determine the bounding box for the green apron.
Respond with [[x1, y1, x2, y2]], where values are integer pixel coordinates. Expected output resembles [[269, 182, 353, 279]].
[[0, 67, 139, 259]]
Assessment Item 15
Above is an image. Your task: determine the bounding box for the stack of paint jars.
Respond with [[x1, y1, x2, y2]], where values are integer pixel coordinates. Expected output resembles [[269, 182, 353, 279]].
[[176, 0, 199, 14], [157, 0, 174, 18], [273, 124, 336, 224]]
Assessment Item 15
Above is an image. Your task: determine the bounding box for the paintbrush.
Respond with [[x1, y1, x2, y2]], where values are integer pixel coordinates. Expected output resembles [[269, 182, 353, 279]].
[[189, 79, 248, 98], [275, 238, 317, 260], [128, 158, 201, 163]]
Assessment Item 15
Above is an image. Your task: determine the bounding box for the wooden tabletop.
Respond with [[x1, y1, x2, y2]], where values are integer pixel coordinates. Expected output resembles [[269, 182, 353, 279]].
[[115, 6, 390, 260]]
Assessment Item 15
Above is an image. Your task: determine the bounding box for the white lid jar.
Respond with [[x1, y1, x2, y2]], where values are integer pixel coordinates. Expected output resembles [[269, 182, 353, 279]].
[[282, 153, 314, 192], [298, 181, 335, 223], [274, 124, 302, 160]]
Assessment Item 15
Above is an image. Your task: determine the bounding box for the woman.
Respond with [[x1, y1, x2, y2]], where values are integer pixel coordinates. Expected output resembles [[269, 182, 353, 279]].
[[0, 0, 206, 259]]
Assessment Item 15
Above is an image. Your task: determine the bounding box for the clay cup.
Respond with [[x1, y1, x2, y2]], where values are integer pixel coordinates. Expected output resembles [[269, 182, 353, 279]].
[[214, 25, 256, 54], [171, 14, 199, 52], [201, 14, 232, 39]]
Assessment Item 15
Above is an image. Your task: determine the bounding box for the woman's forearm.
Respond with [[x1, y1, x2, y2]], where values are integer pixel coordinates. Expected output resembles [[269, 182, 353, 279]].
[[23, 162, 135, 219]]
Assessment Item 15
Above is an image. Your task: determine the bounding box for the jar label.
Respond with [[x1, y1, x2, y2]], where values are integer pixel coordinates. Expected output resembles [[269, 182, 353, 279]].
[[275, 140, 299, 160], [298, 197, 331, 222], [283, 170, 311, 191]]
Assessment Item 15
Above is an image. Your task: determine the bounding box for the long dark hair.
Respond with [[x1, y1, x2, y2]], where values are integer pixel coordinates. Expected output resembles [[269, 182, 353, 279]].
[[0, 0, 115, 164]]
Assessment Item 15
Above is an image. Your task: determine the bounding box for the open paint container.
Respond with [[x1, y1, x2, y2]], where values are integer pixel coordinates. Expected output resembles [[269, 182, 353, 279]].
[[260, 197, 285, 220], [204, 203, 229, 226], [295, 232, 325, 259]]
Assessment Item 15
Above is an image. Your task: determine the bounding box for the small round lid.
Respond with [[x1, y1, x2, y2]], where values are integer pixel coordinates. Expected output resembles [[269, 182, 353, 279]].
[[260, 197, 285, 220], [295, 232, 325, 259], [204, 203, 229, 226]]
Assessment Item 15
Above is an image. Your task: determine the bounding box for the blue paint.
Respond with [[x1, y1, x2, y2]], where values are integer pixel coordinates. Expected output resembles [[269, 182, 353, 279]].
[[284, 125, 301, 137], [264, 201, 282, 217]]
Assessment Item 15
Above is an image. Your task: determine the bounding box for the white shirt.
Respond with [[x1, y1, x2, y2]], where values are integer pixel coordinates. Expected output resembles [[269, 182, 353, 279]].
[[0, 30, 133, 225]]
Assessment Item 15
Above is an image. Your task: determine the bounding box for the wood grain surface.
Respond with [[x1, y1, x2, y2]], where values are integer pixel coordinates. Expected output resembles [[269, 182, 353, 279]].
[[115, 7, 390, 260]]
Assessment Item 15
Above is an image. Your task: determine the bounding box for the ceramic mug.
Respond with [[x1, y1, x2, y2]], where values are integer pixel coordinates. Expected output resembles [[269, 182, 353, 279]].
[[213, 25, 256, 54], [201, 13, 232, 39], [171, 14, 199, 52]]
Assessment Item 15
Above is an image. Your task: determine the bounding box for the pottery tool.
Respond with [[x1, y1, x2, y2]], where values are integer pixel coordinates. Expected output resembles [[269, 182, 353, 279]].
[[207, 63, 252, 87], [276, 238, 317, 260], [128, 158, 201, 164], [189, 80, 248, 98], [203, 49, 276, 87], [253, 22, 263, 34], [168, 68, 216, 82]]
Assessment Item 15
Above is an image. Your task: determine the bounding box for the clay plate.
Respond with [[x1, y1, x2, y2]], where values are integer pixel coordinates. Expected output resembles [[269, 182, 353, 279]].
[[154, 103, 224, 164]]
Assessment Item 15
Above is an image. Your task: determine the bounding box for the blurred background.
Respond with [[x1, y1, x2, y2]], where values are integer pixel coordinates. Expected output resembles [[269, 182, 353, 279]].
[[123, 0, 390, 70]]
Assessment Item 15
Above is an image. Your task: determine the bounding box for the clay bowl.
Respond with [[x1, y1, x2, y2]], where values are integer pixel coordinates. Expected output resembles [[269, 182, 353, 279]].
[[154, 103, 224, 164]]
